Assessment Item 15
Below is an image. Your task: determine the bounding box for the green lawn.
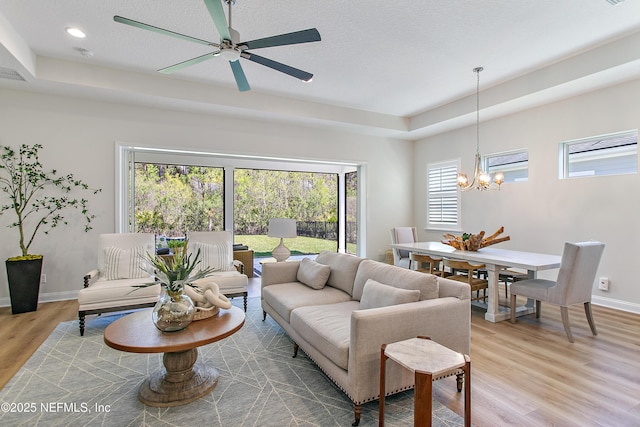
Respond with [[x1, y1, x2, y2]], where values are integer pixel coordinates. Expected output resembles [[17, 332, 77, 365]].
[[235, 235, 355, 257]]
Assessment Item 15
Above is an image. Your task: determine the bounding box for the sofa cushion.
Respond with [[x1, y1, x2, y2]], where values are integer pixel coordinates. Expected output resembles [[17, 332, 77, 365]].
[[359, 279, 420, 310], [353, 259, 439, 301], [290, 301, 359, 371], [297, 258, 331, 289], [315, 251, 364, 296], [262, 282, 352, 322], [102, 245, 148, 280]]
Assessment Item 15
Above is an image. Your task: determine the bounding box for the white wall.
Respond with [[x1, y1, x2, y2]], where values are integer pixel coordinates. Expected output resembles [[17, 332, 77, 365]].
[[0, 88, 414, 304], [415, 77, 640, 313]]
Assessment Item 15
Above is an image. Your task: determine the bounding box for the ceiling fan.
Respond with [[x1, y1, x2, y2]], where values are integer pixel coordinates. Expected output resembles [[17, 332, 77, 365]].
[[114, 0, 321, 92]]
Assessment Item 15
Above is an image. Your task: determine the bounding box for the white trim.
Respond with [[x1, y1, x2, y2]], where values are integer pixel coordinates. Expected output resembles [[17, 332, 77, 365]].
[[338, 172, 346, 253], [592, 295, 640, 314], [0, 291, 80, 308]]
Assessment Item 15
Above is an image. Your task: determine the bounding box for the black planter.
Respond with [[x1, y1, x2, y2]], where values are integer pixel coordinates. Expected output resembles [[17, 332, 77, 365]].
[[6, 257, 43, 314]]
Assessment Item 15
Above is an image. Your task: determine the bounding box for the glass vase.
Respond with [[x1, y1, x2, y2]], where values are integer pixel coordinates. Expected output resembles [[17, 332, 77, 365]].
[[152, 286, 196, 332]]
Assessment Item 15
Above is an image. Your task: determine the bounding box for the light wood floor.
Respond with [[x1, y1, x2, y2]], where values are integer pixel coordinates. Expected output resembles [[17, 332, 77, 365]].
[[1, 294, 639, 426]]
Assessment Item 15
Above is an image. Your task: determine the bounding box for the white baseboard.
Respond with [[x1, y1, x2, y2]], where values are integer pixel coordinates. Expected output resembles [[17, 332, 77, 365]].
[[592, 295, 640, 314], [0, 290, 79, 308]]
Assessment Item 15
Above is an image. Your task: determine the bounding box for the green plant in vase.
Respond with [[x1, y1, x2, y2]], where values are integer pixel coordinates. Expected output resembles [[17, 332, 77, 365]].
[[139, 242, 217, 331], [0, 143, 101, 313]]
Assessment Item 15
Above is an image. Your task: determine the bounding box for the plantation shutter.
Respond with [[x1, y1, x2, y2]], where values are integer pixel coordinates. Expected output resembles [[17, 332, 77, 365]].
[[427, 161, 460, 228]]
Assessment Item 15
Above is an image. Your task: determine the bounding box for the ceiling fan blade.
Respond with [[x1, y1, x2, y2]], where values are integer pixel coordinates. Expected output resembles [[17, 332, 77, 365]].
[[158, 52, 218, 74], [242, 52, 313, 82], [240, 28, 321, 50], [203, 0, 231, 41], [229, 61, 250, 92], [114, 16, 216, 47]]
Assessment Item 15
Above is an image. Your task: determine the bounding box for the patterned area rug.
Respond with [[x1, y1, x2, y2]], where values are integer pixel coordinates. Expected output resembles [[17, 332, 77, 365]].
[[0, 298, 465, 426]]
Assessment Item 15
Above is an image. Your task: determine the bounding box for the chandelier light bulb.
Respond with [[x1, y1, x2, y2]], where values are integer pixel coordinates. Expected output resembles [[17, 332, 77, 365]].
[[479, 171, 491, 187]]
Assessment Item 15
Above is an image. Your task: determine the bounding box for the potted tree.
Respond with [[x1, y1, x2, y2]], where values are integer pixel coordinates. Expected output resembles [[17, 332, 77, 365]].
[[0, 143, 101, 314]]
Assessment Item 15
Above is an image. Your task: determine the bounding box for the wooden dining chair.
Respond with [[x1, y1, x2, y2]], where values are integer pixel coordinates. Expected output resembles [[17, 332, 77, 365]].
[[444, 259, 489, 302], [409, 253, 443, 276]]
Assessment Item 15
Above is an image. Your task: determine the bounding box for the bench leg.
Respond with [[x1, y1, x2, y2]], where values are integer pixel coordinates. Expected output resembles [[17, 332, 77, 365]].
[[414, 370, 433, 426], [379, 344, 387, 426], [463, 355, 471, 427]]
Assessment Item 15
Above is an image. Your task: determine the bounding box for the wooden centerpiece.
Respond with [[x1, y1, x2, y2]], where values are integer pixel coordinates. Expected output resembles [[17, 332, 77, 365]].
[[442, 227, 510, 251]]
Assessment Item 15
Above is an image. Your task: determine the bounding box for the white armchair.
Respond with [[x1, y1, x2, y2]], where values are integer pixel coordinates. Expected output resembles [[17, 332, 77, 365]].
[[78, 233, 159, 336], [390, 227, 418, 268], [186, 231, 248, 311], [510, 241, 605, 342]]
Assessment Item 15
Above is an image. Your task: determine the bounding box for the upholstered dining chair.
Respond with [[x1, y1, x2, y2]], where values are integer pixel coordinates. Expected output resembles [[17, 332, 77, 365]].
[[390, 227, 418, 268], [78, 233, 159, 336], [409, 253, 443, 276], [509, 241, 605, 343], [443, 259, 489, 302], [186, 231, 249, 311]]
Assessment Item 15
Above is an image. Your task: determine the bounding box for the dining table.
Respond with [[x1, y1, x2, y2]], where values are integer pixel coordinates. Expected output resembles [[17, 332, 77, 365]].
[[390, 241, 562, 322]]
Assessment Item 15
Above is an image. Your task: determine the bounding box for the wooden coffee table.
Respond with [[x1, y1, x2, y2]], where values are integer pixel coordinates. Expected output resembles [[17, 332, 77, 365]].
[[104, 305, 245, 407]]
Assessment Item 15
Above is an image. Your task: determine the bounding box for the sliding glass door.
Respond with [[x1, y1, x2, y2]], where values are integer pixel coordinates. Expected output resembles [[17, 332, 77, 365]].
[[118, 144, 361, 256]]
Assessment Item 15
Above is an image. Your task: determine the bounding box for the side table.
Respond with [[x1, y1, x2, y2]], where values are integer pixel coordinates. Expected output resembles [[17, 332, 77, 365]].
[[379, 336, 470, 427], [233, 249, 254, 278]]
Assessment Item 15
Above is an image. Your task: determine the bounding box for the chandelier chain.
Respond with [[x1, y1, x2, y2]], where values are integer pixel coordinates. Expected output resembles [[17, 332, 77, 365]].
[[475, 66, 482, 155]]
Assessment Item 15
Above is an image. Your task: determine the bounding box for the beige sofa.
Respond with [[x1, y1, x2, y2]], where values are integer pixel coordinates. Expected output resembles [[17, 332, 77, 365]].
[[261, 251, 471, 426]]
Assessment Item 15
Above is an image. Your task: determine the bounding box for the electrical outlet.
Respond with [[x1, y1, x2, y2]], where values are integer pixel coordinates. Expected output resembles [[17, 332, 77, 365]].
[[40, 274, 46, 284], [598, 277, 609, 291]]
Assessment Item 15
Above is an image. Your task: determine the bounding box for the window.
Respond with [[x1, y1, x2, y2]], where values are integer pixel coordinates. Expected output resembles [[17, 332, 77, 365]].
[[233, 168, 339, 255], [427, 160, 460, 230], [559, 130, 637, 179], [485, 150, 528, 183], [134, 163, 224, 235], [116, 144, 363, 256]]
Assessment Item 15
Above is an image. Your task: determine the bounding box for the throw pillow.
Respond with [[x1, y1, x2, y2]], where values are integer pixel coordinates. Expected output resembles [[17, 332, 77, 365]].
[[297, 257, 331, 290], [359, 279, 420, 310], [189, 241, 235, 272], [103, 245, 148, 280]]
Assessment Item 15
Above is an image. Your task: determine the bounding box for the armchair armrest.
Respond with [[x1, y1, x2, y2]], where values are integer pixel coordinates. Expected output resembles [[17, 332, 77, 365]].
[[83, 269, 100, 288]]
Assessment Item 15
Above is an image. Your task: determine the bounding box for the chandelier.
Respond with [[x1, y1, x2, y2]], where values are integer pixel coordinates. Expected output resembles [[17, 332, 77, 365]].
[[457, 67, 504, 191]]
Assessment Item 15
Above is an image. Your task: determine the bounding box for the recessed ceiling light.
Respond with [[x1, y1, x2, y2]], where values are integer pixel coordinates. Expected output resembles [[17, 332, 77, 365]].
[[66, 27, 86, 38]]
